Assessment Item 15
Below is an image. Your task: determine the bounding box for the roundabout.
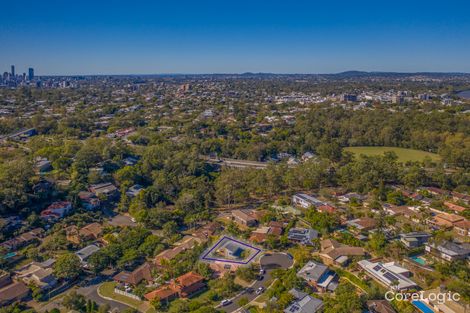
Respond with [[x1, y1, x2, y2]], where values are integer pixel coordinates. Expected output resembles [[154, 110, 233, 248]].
[[260, 252, 294, 270]]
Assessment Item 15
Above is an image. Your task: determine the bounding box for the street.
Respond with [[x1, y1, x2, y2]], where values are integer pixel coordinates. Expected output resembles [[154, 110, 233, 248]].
[[220, 252, 293, 312], [76, 276, 132, 312]]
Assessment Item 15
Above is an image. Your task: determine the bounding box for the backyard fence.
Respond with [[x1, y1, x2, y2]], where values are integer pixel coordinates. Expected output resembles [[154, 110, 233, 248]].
[[114, 288, 142, 300]]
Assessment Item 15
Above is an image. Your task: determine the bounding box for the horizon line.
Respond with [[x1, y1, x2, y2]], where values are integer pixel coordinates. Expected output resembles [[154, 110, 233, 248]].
[[26, 70, 470, 77]]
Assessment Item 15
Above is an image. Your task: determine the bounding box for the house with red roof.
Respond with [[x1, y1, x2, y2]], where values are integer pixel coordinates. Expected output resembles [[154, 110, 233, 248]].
[[114, 262, 155, 286], [144, 271, 206, 303], [144, 285, 178, 303], [454, 220, 470, 237], [40, 201, 72, 221], [249, 221, 283, 243], [171, 272, 206, 298], [444, 202, 467, 214], [451, 191, 470, 204], [428, 213, 464, 229]]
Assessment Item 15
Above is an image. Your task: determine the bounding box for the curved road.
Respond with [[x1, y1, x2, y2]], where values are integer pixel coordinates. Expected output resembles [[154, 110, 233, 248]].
[[76, 276, 132, 312], [220, 252, 293, 312]]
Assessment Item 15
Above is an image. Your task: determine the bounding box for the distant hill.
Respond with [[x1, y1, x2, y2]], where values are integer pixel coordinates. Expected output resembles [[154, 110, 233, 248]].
[[41, 71, 470, 79], [327, 71, 470, 78]]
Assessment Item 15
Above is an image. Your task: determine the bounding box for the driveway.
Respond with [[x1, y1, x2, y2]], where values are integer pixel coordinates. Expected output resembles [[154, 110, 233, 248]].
[[108, 214, 138, 227], [220, 252, 293, 312]]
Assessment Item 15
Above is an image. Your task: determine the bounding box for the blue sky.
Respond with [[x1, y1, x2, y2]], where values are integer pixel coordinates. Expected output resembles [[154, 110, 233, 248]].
[[1, 0, 469, 75]]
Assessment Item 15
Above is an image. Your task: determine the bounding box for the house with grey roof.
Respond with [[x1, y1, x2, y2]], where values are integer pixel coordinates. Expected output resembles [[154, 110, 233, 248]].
[[75, 244, 100, 266], [338, 192, 366, 203], [292, 194, 325, 209], [399, 232, 431, 248], [358, 260, 417, 291], [425, 240, 470, 262], [15, 259, 57, 290], [0, 281, 29, 305], [284, 288, 323, 313], [89, 182, 119, 200], [126, 184, 144, 197], [223, 242, 244, 258], [287, 228, 318, 245], [34, 157, 52, 173], [297, 260, 337, 292], [288, 288, 308, 300]]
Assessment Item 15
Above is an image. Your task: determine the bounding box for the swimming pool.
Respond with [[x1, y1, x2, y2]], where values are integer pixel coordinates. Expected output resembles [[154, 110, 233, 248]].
[[1, 252, 16, 259], [412, 300, 434, 313], [410, 255, 427, 266]]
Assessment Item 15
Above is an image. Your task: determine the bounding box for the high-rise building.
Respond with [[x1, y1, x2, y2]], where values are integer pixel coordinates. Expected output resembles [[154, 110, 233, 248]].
[[391, 94, 405, 104], [28, 68, 34, 81], [418, 93, 430, 101], [11, 65, 15, 77], [340, 94, 358, 102]]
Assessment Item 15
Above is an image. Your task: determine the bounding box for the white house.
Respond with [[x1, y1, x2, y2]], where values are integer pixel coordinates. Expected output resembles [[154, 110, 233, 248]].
[[292, 194, 324, 209]]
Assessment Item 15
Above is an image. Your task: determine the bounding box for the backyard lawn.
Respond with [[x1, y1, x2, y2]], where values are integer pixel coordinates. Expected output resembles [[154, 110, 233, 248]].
[[344, 146, 441, 163]]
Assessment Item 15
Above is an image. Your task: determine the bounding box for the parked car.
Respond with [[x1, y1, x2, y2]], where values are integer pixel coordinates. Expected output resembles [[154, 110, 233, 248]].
[[256, 287, 265, 295], [221, 299, 232, 306]]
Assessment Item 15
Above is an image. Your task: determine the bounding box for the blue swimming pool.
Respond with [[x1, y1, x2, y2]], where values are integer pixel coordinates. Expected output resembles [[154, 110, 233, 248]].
[[1, 252, 16, 259], [410, 255, 427, 266], [412, 300, 434, 313]]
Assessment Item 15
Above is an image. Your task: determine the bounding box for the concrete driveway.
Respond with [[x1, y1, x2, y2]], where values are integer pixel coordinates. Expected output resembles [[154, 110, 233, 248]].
[[108, 214, 138, 228]]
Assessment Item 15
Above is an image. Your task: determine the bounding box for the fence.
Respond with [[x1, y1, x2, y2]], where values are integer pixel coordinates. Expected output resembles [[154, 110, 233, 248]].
[[114, 288, 142, 301]]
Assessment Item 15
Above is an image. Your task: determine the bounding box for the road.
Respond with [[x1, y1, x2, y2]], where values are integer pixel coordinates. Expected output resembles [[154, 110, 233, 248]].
[[76, 275, 132, 312], [203, 156, 269, 169], [219, 252, 293, 312]]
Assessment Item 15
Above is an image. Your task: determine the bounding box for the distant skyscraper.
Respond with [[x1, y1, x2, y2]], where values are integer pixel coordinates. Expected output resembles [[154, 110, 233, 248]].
[[340, 94, 358, 102], [28, 68, 34, 81], [11, 65, 15, 77], [391, 94, 405, 104]]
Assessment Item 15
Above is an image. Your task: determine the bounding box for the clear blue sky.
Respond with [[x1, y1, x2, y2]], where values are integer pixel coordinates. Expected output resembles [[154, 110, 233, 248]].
[[1, 0, 470, 75]]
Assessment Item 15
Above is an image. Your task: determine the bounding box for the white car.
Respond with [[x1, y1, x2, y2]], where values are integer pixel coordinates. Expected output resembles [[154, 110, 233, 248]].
[[256, 287, 265, 295], [221, 299, 232, 306]]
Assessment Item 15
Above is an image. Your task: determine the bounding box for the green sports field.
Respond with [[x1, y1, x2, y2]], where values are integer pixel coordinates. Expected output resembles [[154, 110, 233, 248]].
[[344, 146, 441, 163]]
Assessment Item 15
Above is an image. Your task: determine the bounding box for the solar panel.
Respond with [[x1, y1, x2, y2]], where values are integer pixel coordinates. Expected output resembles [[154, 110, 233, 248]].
[[383, 272, 399, 282]]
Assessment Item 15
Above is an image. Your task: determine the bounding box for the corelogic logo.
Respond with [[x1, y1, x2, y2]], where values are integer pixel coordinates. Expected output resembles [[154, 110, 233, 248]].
[[385, 291, 461, 305]]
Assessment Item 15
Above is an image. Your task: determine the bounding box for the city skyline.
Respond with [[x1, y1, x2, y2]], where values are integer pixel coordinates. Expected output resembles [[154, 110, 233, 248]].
[[1, 0, 470, 75], [4, 63, 470, 77], [2, 65, 34, 76]]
